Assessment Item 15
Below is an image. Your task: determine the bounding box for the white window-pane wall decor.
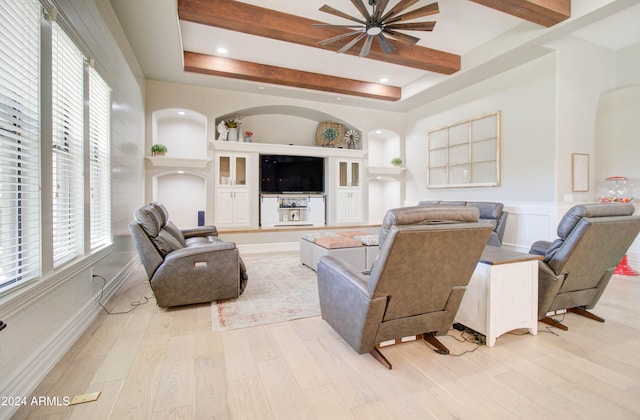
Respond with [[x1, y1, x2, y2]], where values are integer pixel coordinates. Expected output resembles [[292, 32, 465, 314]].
[[427, 111, 501, 188]]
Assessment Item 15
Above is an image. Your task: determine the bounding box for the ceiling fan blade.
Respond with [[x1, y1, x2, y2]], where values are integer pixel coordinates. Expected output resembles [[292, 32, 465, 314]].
[[359, 35, 374, 56], [375, 33, 396, 54], [390, 2, 439, 23], [373, 0, 390, 21], [312, 23, 364, 28], [380, 0, 420, 22], [319, 4, 366, 24], [386, 21, 436, 31], [350, 0, 371, 21], [318, 30, 364, 46], [382, 28, 420, 45], [337, 32, 367, 53]]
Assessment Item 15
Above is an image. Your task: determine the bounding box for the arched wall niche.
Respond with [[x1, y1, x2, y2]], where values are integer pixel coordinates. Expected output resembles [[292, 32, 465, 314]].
[[368, 128, 402, 168], [367, 128, 403, 224], [152, 170, 207, 227], [215, 105, 362, 148], [152, 108, 208, 159]]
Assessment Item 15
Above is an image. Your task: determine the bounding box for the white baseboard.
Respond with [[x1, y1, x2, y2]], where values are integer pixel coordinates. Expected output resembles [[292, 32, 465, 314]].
[[0, 257, 138, 420]]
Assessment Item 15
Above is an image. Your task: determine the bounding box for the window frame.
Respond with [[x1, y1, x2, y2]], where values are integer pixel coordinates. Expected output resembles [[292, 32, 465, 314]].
[[0, 0, 113, 297]]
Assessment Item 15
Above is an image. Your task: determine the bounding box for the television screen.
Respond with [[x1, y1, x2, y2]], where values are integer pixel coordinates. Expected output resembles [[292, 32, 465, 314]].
[[260, 154, 325, 194]]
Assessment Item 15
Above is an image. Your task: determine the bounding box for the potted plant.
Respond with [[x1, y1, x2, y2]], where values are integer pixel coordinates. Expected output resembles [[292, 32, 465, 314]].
[[391, 157, 403, 166], [151, 144, 167, 156], [224, 113, 243, 141]]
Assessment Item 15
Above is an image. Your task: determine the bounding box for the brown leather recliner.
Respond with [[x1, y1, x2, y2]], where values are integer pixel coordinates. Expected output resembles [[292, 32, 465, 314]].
[[129, 203, 248, 307], [317, 206, 493, 368], [529, 203, 640, 330]]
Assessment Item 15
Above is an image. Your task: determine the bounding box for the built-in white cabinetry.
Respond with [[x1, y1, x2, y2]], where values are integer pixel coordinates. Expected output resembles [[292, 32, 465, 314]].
[[215, 152, 250, 226], [336, 159, 363, 223], [260, 194, 325, 227]]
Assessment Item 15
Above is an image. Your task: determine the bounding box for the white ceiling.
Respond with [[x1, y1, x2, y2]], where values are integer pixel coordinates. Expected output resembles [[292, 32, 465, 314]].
[[110, 0, 640, 111]]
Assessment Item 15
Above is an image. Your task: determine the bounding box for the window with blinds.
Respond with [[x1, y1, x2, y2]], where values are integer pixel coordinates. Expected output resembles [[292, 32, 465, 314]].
[[51, 22, 85, 267], [89, 69, 111, 249], [0, 0, 41, 292]]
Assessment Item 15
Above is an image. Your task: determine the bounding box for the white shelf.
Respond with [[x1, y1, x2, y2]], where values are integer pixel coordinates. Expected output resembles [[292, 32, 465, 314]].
[[211, 140, 367, 159], [145, 156, 210, 168], [367, 166, 406, 176]]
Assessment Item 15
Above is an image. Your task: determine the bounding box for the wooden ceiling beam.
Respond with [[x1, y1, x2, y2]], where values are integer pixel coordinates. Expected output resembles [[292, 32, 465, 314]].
[[470, 0, 570, 27], [184, 51, 402, 101], [178, 0, 460, 74]]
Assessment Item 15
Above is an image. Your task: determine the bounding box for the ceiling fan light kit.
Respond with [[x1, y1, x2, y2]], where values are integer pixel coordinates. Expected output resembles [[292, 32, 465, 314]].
[[314, 0, 439, 56]]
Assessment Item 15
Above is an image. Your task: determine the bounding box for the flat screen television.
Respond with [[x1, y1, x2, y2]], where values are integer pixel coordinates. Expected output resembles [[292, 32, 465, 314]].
[[260, 154, 325, 194]]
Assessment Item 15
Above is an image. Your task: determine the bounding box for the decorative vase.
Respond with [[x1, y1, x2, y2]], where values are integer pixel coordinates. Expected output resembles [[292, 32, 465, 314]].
[[227, 128, 238, 142], [245, 136, 252, 143]]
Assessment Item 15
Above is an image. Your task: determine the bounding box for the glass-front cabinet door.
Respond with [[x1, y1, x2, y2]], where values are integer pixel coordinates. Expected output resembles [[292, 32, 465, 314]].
[[234, 155, 247, 186], [216, 153, 248, 188], [338, 159, 360, 188]]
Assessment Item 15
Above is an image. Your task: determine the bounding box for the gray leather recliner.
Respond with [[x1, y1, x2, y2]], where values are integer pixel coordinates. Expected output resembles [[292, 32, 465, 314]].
[[529, 203, 640, 330], [317, 206, 493, 368], [129, 203, 247, 307], [418, 200, 508, 246]]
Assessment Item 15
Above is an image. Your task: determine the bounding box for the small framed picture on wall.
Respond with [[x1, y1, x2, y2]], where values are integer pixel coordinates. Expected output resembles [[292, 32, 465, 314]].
[[571, 153, 589, 192]]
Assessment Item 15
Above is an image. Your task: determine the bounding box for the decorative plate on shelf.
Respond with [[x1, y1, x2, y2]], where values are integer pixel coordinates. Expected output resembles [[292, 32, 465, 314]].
[[315, 122, 345, 147]]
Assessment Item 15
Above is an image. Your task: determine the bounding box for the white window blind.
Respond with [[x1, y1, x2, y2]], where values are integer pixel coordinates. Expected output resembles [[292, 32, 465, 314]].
[[0, 0, 41, 292], [51, 21, 84, 267], [88, 68, 111, 249]]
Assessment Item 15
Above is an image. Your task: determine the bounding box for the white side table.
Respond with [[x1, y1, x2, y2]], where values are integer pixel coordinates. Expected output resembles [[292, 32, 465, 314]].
[[455, 246, 543, 347]]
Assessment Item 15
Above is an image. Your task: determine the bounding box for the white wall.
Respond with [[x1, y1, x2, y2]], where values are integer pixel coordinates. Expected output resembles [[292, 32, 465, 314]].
[[154, 172, 206, 227], [403, 38, 639, 263], [156, 117, 207, 159], [0, 1, 146, 416], [552, 36, 616, 202], [240, 114, 319, 146], [616, 42, 640, 87], [405, 53, 558, 204]]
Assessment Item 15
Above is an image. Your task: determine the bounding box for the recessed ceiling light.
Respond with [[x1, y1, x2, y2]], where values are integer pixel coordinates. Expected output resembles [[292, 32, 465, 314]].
[[217, 47, 228, 54], [258, 86, 265, 90], [177, 170, 184, 174], [178, 111, 185, 115], [380, 77, 389, 83], [336, 97, 341, 101], [376, 130, 382, 134]]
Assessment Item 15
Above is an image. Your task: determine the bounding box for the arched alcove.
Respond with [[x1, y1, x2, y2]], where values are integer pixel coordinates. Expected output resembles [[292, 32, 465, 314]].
[[152, 171, 207, 227], [367, 128, 403, 224], [367, 128, 401, 167], [152, 108, 207, 159], [215, 105, 362, 149]]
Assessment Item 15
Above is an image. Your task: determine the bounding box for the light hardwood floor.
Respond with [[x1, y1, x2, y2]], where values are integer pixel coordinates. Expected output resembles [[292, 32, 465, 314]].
[[13, 262, 640, 419]]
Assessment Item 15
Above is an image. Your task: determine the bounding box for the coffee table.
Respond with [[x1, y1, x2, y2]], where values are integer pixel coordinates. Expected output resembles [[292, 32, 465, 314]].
[[455, 246, 543, 347]]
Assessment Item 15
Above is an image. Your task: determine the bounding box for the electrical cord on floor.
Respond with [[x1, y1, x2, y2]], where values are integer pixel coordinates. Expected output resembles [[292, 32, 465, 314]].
[[424, 327, 482, 357], [538, 312, 565, 336], [94, 274, 154, 315]]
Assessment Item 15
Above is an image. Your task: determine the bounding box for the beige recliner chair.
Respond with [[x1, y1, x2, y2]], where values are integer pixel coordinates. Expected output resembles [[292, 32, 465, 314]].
[[529, 203, 640, 330], [129, 203, 247, 307], [317, 206, 493, 368]]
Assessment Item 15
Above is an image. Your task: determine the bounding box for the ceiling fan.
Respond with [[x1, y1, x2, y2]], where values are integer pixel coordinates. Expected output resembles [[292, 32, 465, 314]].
[[313, 0, 439, 57]]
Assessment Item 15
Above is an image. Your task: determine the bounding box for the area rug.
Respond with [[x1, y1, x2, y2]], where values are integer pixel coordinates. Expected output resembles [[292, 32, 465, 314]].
[[211, 253, 320, 331]]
